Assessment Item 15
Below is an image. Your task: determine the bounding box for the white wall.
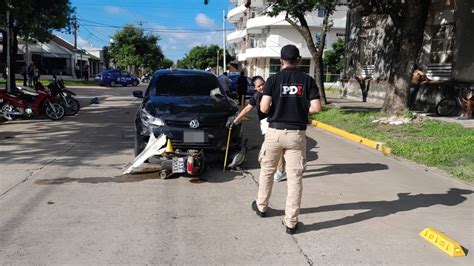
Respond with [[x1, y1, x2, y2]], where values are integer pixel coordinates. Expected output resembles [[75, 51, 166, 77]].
[[267, 27, 345, 53]]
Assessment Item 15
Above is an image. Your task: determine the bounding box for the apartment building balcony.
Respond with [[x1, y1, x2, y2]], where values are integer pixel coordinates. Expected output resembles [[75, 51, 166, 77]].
[[227, 29, 247, 44], [245, 45, 312, 59], [228, 4, 247, 23], [237, 52, 247, 62], [246, 12, 346, 30]]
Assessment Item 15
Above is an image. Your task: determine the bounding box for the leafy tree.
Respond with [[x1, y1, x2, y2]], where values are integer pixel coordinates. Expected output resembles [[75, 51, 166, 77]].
[[323, 38, 344, 73], [109, 24, 164, 73], [161, 58, 174, 69], [0, 0, 74, 90], [177, 44, 234, 70], [267, 0, 339, 105], [349, 0, 431, 114]]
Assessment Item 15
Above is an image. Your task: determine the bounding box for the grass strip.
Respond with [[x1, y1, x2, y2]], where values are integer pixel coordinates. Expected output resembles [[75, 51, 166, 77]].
[[311, 108, 474, 181]]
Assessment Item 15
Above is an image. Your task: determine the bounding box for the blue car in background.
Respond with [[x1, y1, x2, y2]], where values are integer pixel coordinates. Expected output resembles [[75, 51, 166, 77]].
[[95, 69, 140, 87], [228, 72, 255, 97]]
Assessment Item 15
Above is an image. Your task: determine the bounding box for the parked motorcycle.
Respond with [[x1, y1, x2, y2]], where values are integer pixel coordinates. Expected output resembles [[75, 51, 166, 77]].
[[46, 75, 80, 116], [0, 86, 65, 121], [140, 73, 150, 83]]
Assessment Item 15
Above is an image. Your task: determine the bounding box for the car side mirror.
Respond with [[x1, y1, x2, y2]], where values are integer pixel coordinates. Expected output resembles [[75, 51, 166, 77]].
[[133, 91, 143, 98]]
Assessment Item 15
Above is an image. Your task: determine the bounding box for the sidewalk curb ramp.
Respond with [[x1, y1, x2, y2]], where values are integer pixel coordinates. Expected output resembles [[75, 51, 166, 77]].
[[311, 120, 392, 155]]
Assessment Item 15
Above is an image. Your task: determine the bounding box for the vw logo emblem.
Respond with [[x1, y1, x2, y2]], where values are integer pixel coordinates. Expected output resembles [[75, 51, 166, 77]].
[[189, 119, 200, 129]]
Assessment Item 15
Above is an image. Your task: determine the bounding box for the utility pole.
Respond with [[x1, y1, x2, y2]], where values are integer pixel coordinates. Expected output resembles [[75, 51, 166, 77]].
[[73, 15, 78, 79], [73, 15, 77, 49], [216, 49, 220, 76], [223, 10, 227, 73]]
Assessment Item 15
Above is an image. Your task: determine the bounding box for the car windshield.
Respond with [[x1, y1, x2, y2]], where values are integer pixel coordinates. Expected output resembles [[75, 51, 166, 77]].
[[153, 74, 223, 96]]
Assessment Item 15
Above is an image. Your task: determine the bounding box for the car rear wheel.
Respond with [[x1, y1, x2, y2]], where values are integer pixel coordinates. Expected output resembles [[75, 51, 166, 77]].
[[110, 81, 116, 87]]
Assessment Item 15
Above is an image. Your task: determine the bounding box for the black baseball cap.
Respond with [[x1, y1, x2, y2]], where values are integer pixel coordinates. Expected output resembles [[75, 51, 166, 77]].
[[280, 44, 301, 61]]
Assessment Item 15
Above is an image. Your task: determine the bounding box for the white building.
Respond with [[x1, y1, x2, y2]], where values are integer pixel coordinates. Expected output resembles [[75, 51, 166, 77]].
[[227, 0, 347, 79]]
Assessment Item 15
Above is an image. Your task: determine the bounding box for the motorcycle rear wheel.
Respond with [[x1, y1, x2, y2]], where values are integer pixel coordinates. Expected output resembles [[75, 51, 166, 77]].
[[45, 102, 65, 120]]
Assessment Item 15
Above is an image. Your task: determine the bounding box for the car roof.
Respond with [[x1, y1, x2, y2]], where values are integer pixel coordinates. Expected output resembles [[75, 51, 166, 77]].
[[152, 69, 216, 78]]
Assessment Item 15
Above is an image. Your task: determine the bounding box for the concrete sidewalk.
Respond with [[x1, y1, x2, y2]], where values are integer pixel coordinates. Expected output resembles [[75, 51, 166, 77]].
[[243, 107, 473, 264]]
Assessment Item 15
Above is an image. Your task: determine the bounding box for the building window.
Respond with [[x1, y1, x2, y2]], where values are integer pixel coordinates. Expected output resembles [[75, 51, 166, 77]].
[[269, 58, 311, 76], [298, 59, 311, 75], [318, 9, 325, 18], [269, 58, 281, 76], [248, 35, 265, 48], [429, 24, 455, 64]]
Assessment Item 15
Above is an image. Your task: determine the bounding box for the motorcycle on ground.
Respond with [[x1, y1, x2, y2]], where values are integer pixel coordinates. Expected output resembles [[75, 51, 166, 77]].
[[0, 86, 65, 121], [46, 75, 80, 116]]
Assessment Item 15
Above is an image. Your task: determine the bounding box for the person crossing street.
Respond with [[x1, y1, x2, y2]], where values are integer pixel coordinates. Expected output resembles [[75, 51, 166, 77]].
[[251, 44, 321, 235]]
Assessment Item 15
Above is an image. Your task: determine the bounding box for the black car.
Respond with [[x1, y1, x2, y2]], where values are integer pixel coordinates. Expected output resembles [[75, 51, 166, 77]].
[[133, 69, 241, 156]]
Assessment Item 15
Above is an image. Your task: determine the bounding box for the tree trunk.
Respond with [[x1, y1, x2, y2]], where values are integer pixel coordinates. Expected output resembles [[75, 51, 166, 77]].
[[286, 14, 327, 104], [8, 29, 19, 91], [381, 0, 431, 114], [0, 30, 5, 68], [315, 8, 333, 104]]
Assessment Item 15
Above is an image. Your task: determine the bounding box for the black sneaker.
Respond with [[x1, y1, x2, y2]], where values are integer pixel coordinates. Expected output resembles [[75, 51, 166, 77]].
[[251, 200, 266, 218], [282, 220, 298, 235]]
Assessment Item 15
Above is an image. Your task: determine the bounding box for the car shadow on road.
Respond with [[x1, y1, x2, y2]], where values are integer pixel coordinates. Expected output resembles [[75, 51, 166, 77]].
[[34, 171, 162, 185], [34, 166, 246, 185], [303, 163, 389, 178], [265, 188, 473, 234]]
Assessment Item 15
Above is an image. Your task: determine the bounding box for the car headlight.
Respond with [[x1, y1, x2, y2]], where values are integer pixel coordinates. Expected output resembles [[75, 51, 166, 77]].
[[140, 108, 166, 127]]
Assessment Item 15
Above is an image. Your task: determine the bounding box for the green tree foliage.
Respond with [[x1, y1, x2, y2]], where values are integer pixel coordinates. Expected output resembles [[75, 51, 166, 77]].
[[161, 58, 174, 69], [323, 38, 345, 72], [177, 44, 235, 69], [0, 0, 74, 41], [0, 0, 74, 89], [109, 24, 164, 73]]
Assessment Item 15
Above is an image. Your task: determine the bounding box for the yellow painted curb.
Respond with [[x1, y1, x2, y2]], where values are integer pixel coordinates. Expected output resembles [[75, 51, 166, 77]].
[[311, 120, 392, 155], [419, 227, 466, 257]]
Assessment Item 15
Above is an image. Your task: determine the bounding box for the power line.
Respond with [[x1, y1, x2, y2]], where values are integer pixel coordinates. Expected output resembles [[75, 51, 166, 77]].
[[74, 2, 226, 11], [80, 25, 108, 43], [77, 18, 235, 33]]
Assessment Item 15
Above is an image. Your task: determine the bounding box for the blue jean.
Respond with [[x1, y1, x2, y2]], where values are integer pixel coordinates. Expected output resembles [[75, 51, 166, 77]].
[[408, 86, 419, 109]]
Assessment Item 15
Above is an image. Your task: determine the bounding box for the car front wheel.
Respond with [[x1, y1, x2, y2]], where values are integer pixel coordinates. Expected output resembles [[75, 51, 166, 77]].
[[132, 80, 139, 86], [110, 80, 116, 87]]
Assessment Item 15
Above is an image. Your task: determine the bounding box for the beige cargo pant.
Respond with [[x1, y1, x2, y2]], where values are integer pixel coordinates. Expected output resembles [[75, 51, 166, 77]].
[[257, 128, 306, 228]]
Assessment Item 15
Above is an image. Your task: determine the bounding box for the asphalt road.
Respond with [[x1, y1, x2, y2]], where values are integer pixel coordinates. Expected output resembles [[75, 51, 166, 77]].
[[0, 85, 472, 264]]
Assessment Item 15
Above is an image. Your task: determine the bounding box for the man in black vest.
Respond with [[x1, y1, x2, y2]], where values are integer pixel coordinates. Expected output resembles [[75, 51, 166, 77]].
[[251, 44, 321, 234]]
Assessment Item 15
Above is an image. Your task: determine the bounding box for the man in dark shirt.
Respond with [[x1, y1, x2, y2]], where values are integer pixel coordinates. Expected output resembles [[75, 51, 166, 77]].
[[233, 76, 286, 180], [251, 44, 321, 235], [237, 71, 248, 106]]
